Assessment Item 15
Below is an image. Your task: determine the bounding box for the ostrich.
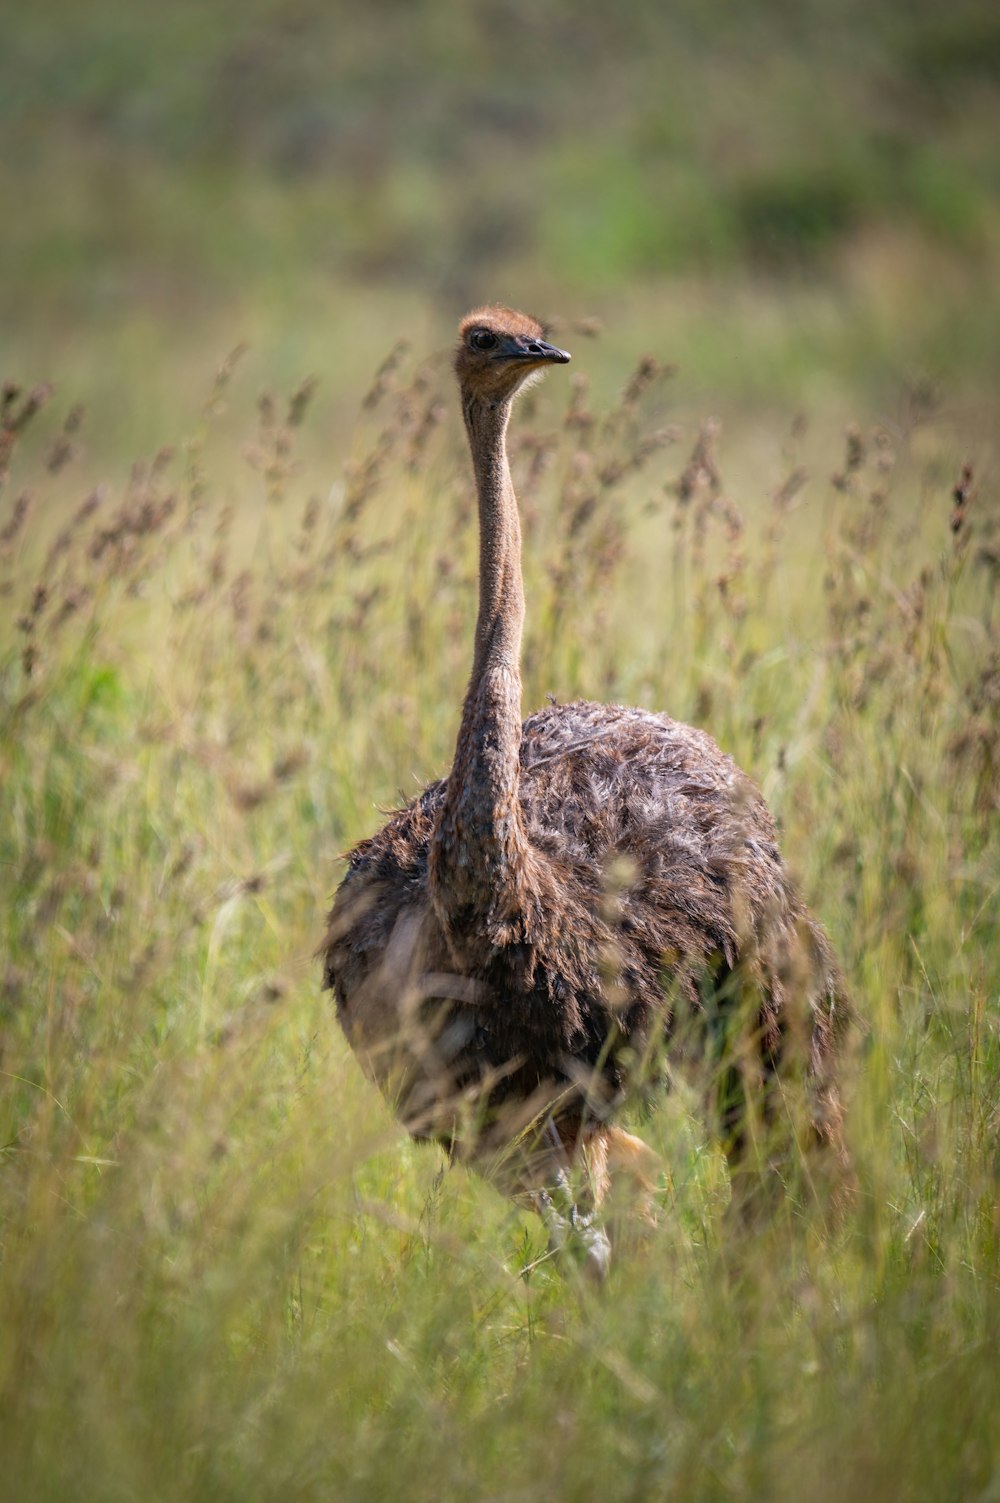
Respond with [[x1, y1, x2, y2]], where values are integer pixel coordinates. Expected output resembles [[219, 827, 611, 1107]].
[[323, 305, 851, 1271]]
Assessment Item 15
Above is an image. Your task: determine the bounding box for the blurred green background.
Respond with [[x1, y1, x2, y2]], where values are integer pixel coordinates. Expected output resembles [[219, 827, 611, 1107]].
[[5, 0, 1000, 447]]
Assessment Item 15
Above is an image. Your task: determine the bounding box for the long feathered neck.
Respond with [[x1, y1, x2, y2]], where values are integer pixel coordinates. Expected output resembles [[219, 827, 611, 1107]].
[[465, 394, 525, 682], [429, 391, 531, 952]]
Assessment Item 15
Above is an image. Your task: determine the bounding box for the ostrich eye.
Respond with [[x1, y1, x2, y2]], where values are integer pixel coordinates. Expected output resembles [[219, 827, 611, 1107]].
[[470, 329, 498, 351]]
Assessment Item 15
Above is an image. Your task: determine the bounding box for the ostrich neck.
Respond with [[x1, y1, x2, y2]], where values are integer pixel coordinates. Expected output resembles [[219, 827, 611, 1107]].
[[430, 393, 530, 947], [466, 396, 525, 679]]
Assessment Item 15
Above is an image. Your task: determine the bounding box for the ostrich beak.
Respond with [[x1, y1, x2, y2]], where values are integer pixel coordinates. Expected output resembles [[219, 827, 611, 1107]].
[[498, 334, 571, 365], [520, 337, 571, 364]]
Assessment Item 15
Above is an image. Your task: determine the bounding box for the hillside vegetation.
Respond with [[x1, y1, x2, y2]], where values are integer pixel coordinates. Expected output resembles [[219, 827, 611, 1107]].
[[4, 0, 1000, 449]]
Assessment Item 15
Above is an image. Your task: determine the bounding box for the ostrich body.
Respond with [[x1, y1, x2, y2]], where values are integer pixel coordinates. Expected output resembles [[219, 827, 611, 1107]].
[[324, 306, 850, 1258]]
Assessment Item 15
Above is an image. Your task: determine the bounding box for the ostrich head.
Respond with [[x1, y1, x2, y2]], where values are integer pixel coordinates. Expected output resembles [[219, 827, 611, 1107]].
[[455, 305, 570, 404]]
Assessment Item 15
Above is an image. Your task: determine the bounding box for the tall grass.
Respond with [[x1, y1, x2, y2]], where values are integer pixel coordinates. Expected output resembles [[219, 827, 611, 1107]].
[[1, 341, 998, 1501]]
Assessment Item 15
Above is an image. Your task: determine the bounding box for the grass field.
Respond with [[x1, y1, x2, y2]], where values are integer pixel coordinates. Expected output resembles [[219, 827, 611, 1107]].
[[3, 1, 1000, 1497], [1, 330, 998, 1499]]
